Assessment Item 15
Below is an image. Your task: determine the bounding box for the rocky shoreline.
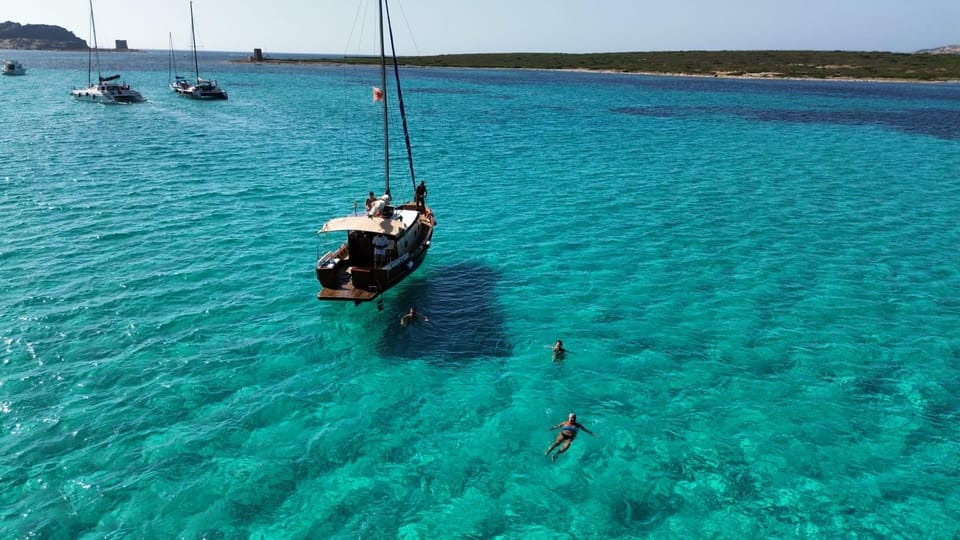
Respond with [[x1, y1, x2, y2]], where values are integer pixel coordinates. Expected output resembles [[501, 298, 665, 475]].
[[0, 21, 87, 50]]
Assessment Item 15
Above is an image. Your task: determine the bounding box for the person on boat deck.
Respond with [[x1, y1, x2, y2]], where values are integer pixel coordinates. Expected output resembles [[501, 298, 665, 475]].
[[552, 339, 567, 361], [415, 180, 427, 210], [545, 413, 594, 461], [373, 233, 389, 267], [400, 306, 428, 326], [387, 238, 396, 260], [365, 192, 376, 213]]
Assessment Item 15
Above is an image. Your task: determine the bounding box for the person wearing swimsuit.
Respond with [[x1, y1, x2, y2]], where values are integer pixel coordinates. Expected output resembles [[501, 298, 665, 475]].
[[552, 339, 567, 362], [545, 413, 594, 461]]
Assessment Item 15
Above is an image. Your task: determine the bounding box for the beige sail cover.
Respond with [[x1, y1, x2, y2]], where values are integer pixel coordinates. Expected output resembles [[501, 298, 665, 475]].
[[318, 215, 407, 236]]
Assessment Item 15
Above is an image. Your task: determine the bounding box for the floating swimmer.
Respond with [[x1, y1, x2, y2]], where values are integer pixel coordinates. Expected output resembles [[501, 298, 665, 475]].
[[400, 306, 428, 327], [545, 413, 594, 461]]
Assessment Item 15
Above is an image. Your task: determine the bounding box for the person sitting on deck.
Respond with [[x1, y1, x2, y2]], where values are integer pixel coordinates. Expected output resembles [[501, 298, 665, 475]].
[[365, 192, 376, 213]]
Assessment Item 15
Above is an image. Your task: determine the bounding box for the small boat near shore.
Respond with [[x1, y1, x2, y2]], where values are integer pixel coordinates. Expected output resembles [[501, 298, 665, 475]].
[[2, 59, 26, 76], [315, 0, 435, 305]]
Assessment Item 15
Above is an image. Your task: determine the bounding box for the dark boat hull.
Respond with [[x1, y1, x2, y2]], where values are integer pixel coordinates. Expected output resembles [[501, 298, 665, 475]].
[[173, 86, 228, 100], [317, 205, 434, 304]]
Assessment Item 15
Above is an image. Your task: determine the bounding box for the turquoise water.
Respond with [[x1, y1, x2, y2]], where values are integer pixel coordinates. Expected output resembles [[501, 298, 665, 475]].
[[2, 48, 960, 538]]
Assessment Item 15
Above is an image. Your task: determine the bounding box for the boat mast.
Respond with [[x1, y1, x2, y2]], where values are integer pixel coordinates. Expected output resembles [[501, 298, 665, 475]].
[[168, 32, 176, 83], [190, 1, 200, 83], [379, 0, 390, 197], [384, 0, 417, 193], [88, 0, 102, 83], [86, 15, 93, 85]]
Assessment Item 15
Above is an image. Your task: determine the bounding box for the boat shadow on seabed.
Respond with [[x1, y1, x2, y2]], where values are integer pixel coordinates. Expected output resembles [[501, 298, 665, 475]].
[[376, 263, 512, 364]]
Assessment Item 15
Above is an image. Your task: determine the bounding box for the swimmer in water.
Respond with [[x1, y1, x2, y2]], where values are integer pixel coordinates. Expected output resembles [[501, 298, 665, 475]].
[[545, 412, 594, 461]]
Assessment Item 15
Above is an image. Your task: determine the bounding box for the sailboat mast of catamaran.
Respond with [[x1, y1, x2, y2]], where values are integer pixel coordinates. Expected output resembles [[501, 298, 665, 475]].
[[314, 0, 436, 306], [70, 0, 144, 103], [169, 1, 228, 100]]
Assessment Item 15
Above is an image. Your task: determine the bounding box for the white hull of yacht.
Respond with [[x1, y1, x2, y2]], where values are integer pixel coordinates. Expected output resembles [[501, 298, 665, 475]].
[[171, 79, 227, 100], [71, 82, 145, 104], [169, 3, 229, 101], [2, 60, 26, 76]]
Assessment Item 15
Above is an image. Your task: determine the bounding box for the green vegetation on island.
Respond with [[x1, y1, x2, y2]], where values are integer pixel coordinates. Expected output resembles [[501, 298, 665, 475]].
[[254, 50, 960, 81], [0, 21, 87, 50]]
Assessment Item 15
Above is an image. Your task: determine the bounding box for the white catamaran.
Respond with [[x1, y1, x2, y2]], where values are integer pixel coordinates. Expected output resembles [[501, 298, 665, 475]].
[[70, 0, 144, 104], [170, 1, 228, 100]]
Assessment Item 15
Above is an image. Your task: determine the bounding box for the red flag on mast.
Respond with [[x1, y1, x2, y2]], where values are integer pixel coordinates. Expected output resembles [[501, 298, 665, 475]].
[[372, 87, 384, 102]]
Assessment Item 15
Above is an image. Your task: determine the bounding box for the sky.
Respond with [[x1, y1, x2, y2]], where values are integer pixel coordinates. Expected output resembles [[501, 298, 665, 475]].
[[6, 0, 960, 56]]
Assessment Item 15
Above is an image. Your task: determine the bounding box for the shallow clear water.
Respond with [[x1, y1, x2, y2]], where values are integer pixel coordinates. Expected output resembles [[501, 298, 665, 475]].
[[2, 49, 960, 538]]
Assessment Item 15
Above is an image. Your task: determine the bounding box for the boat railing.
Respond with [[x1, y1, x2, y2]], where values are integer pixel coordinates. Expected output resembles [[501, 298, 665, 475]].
[[317, 251, 339, 269], [317, 243, 348, 267]]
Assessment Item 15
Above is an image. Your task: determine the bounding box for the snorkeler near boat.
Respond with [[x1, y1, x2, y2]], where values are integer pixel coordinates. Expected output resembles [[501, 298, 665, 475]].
[[400, 306, 428, 327]]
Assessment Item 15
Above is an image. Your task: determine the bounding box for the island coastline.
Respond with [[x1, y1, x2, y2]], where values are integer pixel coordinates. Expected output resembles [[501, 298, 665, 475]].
[[237, 50, 960, 84]]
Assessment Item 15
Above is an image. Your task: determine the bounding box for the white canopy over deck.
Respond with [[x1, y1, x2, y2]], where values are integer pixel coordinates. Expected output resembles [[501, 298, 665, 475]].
[[318, 209, 420, 236]]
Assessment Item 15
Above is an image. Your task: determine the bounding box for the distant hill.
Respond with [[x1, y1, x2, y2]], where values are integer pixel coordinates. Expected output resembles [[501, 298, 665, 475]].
[[0, 21, 87, 50], [917, 44, 960, 55]]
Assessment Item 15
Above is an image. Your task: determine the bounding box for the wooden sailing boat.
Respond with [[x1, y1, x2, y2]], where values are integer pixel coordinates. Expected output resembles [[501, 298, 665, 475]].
[[315, 0, 435, 305], [70, 0, 144, 103], [171, 1, 227, 100]]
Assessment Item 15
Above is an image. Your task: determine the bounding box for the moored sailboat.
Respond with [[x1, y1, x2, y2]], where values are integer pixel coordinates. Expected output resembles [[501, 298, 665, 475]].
[[171, 1, 227, 100], [168, 32, 190, 93], [70, 0, 144, 104], [315, 0, 435, 305]]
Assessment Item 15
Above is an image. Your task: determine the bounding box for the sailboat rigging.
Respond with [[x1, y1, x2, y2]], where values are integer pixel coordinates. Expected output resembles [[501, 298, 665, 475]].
[[315, 0, 436, 305], [168, 32, 188, 91], [170, 1, 228, 100], [70, 0, 144, 103]]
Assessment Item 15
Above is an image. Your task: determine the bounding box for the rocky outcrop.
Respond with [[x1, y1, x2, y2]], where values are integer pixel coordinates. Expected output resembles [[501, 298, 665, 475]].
[[0, 21, 87, 50], [916, 44, 960, 55]]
